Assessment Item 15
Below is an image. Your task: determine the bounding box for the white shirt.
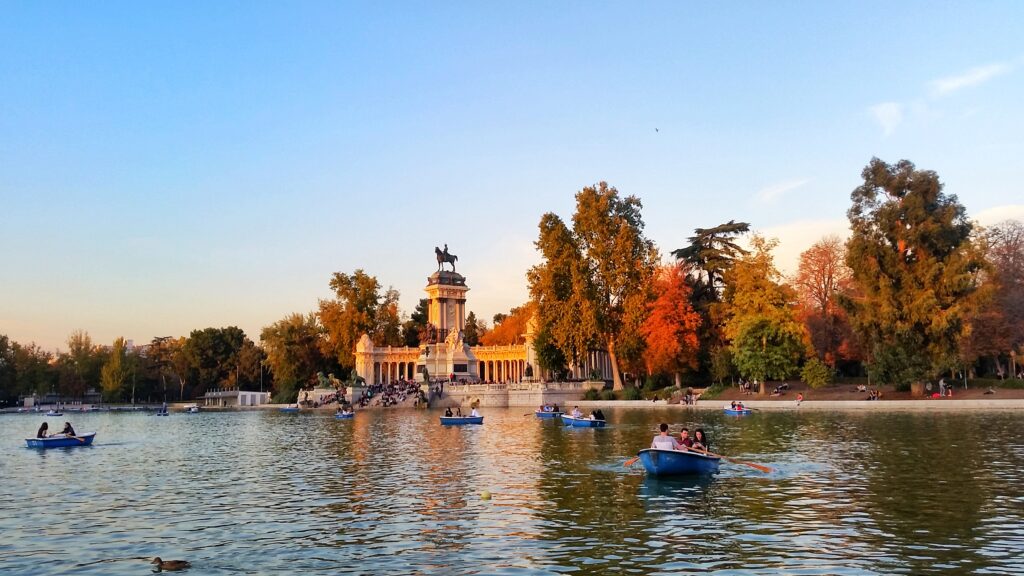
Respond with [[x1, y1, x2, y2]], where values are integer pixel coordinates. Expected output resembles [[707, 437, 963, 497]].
[[651, 435, 681, 450], [470, 408, 480, 417]]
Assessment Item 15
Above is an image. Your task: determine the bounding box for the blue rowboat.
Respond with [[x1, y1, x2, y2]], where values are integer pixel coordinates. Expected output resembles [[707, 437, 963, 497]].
[[535, 411, 563, 419], [26, 432, 96, 449], [279, 407, 300, 413], [440, 416, 483, 425], [637, 448, 721, 476], [561, 415, 607, 428], [335, 412, 354, 419], [723, 408, 753, 416]]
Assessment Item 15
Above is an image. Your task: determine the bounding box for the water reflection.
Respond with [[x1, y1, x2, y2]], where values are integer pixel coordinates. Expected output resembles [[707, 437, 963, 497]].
[[0, 408, 1021, 574]]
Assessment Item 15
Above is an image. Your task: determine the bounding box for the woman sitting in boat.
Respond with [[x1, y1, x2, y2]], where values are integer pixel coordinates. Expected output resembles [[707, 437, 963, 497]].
[[36, 422, 48, 438], [594, 409, 605, 421], [730, 401, 737, 410], [652, 423, 682, 450], [444, 407, 453, 417], [692, 429, 709, 451], [470, 407, 480, 418], [60, 422, 76, 436]]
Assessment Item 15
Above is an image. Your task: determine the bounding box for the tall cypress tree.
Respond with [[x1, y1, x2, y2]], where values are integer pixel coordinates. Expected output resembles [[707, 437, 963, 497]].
[[844, 158, 985, 389]]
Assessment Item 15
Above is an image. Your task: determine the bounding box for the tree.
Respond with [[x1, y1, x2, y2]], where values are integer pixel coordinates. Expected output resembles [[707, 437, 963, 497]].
[[962, 220, 1024, 377], [528, 183, 659, 389], [402, 299, 430, 347], [792, 235, 856, 368], [318, 270, 401, 372], [463, 311, 484, 346], [671, 220, 751, 379], [100, 337, 131, 401], [0, 335, 14, 402], [481, 304, 532, 345], [182, 327, 248, 397], [724, 236, 808, 390], [261, 313, 325, 402], [844, 158, 986, 389], [640, 264, 703, 387], [64, 329, 103, 396]]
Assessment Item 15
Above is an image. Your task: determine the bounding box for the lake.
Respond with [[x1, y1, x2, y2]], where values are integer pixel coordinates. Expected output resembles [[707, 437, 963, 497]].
[[1, 407, 1022, 575]]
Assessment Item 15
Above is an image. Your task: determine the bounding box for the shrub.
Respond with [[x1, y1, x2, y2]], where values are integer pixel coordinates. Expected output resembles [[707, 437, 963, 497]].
[[600, 390, 617, 401], [583, 388, 601, 401], [622, 386, 643, 401], [801, 358, 834, 389], [699, 383, 725, 400]]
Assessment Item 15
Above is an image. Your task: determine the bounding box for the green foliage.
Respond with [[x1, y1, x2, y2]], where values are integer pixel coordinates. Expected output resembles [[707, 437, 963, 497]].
[[599, 389, 617, 401], [622, 386, 643, 401], [710, 346, 735, 384], [402, 299, 430, 347], [261, 313, 325, 393], [844, 158, 986, 387], [100, 337, 131, 401], [723, 236, 808, 383], [182, 326, 248, 396], [699, 383, 726, 400], [583, 388, 601, 401], [801, 357, 834, 389], [731, 317, 806, 383], [463, 311, 481, 346], [528, 182, 660, 390]]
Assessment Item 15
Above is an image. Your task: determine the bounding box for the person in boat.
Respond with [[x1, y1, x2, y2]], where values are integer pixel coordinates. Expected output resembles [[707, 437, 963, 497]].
[[692, 429, 709, 452], [455, 407, 462, 417], [589, 410, 597, 420], [60, 422, 76, 437], [444, 407, 453, 417], [652, 423, 682, 450], [594, 409, 605, 421], [36, 422, 48, 438], [678, 427, 694, 450], [571, 406, 583, 418], [735, 401, 745, 411], [470, 407, 480, 418], [730, 401, 737, 410]]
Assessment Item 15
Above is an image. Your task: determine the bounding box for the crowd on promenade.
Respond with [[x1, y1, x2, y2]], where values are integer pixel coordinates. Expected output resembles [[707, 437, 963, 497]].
[[359, 379, 426, 408]]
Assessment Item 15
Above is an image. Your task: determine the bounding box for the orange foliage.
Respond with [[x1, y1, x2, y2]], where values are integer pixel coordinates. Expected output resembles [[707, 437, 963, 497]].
[[640, 264, 702, 375], [480, 303, 534, 346]]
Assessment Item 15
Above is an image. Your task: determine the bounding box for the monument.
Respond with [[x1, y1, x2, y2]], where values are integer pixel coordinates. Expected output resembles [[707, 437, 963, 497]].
[[418, 245, 478, 382]]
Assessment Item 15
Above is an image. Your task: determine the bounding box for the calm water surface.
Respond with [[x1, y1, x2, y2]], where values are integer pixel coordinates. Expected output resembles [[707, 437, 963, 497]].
[[1, 408, 1022, 575]]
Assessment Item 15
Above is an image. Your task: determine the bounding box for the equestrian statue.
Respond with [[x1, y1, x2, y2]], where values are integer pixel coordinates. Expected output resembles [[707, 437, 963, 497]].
[[435, 243, 458, 272]]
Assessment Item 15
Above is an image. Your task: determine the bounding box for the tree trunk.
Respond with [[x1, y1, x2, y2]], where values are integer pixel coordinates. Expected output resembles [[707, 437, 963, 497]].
[[674, 372, 681, 388], [607, 337, 624, 391]]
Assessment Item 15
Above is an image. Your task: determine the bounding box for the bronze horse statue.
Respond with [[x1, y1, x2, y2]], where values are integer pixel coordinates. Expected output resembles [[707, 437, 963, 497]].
[[435, 246, 458, 272]]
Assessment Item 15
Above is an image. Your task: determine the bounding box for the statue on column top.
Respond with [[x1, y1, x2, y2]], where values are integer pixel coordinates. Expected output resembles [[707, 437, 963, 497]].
[[434, 244, 458, 272]]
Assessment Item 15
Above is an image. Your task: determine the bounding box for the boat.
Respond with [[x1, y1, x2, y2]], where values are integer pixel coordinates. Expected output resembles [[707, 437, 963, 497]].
[[183, 404, 200, 413], [637, 448, 721, 477], [534, 410, 563, 419], [154, 411, 169, 416], [26, 432, 97, 449], [440, 416, 483, 425], [335, 412, 354, 419], [723, 405, 753, 416], [561, 415, 607, 428], [279, 406, 300, 413], [45, 411, 63, 417]]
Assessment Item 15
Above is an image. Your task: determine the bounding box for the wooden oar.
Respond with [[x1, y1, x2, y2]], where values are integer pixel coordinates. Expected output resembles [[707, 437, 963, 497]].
[[623, 455, 640, 467], [689, 446, 771, 473]]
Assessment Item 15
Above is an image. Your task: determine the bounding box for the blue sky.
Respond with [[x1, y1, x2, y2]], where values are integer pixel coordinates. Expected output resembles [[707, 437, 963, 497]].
[[2, 1, 1022, 351]]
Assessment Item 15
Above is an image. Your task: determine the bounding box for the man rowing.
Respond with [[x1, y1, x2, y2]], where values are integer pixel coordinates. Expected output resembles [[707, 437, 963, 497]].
[[651, 423, 682, 450]]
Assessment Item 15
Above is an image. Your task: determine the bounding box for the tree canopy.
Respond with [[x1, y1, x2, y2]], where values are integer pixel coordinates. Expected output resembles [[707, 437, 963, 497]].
[[318, 269, 402, 372], [640, 263, 702, 387], [844, 158, 986, 388], [528, 182, 659, 389]]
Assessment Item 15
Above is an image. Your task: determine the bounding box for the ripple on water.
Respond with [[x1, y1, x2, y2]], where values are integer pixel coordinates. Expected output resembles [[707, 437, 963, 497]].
[[0, 409, 1023, 574]]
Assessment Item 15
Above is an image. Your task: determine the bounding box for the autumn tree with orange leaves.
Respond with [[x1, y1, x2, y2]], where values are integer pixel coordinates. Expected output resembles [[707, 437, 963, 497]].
[[792, 235, 857, 369], [640, 264, 702, 388]]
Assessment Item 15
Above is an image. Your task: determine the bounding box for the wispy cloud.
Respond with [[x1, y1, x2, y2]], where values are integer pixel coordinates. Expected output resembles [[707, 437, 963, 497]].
[[868, 102, 904, 137], [756, 178, 811, 203], [930, 63, 1011, 96]]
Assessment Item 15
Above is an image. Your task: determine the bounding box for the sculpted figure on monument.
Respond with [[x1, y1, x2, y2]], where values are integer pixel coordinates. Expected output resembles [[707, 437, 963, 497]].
[[435, 244, 458, 272]]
